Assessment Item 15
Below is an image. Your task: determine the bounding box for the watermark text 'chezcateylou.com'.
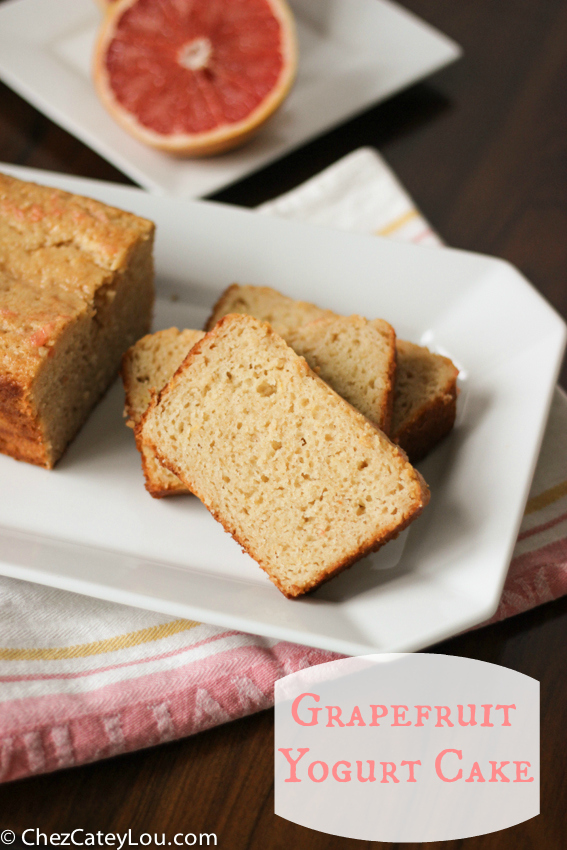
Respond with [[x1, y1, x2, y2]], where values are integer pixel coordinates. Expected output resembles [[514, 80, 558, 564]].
[[5, 831, 217, 847]]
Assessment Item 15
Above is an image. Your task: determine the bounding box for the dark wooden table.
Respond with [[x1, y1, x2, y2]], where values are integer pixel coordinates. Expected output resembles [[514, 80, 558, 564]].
[[1, 0, 566, 847]]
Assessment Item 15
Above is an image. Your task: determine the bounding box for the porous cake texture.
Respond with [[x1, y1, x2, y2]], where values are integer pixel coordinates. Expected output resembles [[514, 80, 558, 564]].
[[206, 283, 334, 337], [208, 285, 397, 433], [140, 314, 429, 598], [206, 283, 459, 459], [392, 340, 459, 462], [0, 173, 155, 468], [122, 327, 204, 496], [288, 315, 396, 433]]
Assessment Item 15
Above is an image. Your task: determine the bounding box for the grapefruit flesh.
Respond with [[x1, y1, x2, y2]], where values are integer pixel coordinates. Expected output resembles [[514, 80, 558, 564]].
[[93, 0, 297, 156]]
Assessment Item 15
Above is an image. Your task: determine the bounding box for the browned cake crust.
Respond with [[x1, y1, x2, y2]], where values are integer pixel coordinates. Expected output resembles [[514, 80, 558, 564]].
[[391, 340, 459, 463], [0, 172, 155, 468], [139, 314, 429, 597], [205, 283, 242, 332], [138, 444, 183, 499], [394, 380, 458, 462]]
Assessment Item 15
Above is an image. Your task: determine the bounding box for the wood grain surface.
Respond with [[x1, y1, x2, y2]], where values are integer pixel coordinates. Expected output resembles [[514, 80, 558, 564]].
[[0, 0, 566, 847]]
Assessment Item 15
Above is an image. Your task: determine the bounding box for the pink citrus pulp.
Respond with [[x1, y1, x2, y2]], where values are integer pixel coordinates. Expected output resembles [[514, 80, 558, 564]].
[[93, 0, 298, 156]]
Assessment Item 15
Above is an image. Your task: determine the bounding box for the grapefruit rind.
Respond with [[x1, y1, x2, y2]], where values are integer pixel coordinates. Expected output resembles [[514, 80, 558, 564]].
[[92, 0, 298, 157]]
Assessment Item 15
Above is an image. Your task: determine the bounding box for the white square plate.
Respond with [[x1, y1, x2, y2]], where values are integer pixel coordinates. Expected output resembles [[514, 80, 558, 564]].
[[0, 0, 460, 199], [0, 164, 565, 655]]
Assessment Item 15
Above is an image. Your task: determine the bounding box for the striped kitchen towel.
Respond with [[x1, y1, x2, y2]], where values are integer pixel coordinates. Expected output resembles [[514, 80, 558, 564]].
[[1, 148, 566, 783]]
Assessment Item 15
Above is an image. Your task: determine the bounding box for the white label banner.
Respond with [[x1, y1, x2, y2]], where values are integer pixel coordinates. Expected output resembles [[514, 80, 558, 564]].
[[274, 654, 539, 842]]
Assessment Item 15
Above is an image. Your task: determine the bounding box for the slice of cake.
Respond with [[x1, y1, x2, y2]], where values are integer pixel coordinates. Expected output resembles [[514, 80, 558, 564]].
[[206, 283, 334, 337], [122, 327, 204, 497], [139, 314, 429, 598], [0, 173, 155, 468], [207, 284, 459, 459], [392, 340, 459, 462], [287, 315, 396, 433]]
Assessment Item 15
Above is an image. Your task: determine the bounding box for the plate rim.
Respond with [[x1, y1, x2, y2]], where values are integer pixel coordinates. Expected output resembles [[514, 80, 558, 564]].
[[0, 163, 565, 656], [0, 0, 462, 199]]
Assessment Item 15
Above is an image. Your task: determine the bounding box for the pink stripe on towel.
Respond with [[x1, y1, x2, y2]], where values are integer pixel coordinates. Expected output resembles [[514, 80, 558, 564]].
[[0, 642, 338, 783]]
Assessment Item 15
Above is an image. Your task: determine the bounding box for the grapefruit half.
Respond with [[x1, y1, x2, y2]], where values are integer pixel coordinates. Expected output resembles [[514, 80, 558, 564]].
[[93, 0, 298, 156]]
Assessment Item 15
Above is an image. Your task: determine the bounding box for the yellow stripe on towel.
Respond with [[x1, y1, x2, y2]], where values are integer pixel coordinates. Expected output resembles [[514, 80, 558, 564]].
[[524, 479, 567, 515], [0, 618, 200, 661], [374, 208, 419, 237]]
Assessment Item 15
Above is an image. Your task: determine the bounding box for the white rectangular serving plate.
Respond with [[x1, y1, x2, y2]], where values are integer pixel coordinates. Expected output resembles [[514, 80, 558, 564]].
[[0, 164, 565, 656], [0, 0, 460, 198]]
